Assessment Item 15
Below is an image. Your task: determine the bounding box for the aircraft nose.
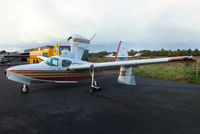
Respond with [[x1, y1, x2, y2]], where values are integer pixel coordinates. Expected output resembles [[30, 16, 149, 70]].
[[6, 66, 19, 74], [6, 66, 14, 71]]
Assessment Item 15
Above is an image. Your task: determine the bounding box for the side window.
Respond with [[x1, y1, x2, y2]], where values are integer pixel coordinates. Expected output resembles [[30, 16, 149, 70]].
[[46, 58, 59, 66], [62, 60, 72, 67], [52, 58, 58, 66], [43, 53, 49, 57]]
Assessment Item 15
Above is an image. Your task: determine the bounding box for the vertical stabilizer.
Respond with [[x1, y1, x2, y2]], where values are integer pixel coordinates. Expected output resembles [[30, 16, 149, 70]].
[[114, 41, 129, 61]]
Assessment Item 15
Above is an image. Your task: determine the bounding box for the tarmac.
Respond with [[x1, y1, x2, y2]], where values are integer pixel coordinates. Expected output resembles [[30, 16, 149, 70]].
[[1, 64, 200, 134]]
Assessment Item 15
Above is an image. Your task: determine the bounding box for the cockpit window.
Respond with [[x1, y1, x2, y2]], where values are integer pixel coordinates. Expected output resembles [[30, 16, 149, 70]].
[[62, 60, 72, 67], [45, 58, 59, 66]]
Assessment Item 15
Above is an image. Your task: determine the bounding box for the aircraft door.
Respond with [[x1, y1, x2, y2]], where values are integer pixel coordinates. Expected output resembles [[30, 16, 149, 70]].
[[60, 59, 72, 70]]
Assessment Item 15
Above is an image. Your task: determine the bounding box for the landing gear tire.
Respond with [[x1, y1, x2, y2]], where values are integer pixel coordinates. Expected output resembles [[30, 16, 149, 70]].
[[89, 81, 102, 93], [89, 87, 102, 93], [89, 88, 94, 93], [21, 85, 29, 94]]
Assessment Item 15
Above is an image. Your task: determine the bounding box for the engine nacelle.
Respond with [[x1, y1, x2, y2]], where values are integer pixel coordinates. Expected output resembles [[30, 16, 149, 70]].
[[67, 34, 90, 60]]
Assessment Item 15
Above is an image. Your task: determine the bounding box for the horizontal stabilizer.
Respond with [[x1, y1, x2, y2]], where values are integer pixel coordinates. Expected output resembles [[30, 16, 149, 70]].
[[105, 53, 142, 58], [105, 53, 115, 58]]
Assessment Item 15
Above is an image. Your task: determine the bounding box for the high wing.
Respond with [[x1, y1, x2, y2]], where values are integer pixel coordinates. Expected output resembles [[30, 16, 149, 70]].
[[69, 56, 195, 70]]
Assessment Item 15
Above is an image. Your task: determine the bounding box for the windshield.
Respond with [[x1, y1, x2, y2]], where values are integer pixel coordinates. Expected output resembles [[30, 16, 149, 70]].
[[45, 58, 59, 66]]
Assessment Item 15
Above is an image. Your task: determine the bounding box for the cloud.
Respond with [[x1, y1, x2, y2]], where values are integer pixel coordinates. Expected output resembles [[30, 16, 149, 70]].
[[0, 0, 200, 52]]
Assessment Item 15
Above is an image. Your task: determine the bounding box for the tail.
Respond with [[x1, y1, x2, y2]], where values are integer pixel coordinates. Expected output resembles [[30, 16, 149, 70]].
[[106, 41, 142, 61], [113, 41, 129, 61], [114, 41, 122, 61], [113, 41, 140, 85]]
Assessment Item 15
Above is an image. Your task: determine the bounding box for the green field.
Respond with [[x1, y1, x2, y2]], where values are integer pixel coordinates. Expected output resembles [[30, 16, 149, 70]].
[[134, 60, 200, 85]]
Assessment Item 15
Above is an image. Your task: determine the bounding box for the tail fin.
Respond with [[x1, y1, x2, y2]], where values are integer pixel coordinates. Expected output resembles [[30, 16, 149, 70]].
[[114, 41, 129, 61], [114, 41, 122, 61], [107, 41, 142, 61]]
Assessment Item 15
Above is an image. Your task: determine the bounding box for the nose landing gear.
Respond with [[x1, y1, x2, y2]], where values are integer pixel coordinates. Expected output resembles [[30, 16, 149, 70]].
[[21, 84, 29, 93]]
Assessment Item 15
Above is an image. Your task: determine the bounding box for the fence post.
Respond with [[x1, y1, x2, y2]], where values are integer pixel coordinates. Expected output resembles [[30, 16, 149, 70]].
[[196, 62, 199, 78], [184, 62, 186, 80]]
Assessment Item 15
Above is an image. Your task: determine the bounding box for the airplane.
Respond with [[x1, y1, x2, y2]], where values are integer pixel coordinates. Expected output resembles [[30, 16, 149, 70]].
[[0, 55, 8, 64], [0, 53, 29, 64], [5, 34, 196, 94], [105, 41, 143, 61]]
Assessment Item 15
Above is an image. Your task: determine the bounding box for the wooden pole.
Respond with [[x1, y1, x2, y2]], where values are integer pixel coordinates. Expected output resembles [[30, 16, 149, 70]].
[[196, 62, 199, 78], [184, 62, 186, 80]]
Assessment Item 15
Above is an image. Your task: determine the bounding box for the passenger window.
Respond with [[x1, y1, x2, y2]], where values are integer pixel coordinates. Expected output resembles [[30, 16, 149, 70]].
[[62, 60, 72, 67], [43, 53, 49, 57], [46, 58, 59, 66]]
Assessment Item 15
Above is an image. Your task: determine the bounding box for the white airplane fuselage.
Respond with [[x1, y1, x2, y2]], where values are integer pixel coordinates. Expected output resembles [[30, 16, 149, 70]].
[[6, 56, 117, 85]]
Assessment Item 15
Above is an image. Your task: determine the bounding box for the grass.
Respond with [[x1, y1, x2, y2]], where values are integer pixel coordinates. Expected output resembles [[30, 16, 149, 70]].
[[134, 62, 200, 85]]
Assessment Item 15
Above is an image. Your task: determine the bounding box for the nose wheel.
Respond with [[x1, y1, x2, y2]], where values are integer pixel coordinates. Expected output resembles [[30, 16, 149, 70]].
[[89, 66, 101, 93], [21, 84, 29, 93]]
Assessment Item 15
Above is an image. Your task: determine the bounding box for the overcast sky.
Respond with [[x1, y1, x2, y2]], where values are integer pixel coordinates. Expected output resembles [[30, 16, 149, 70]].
[[0, 0, 200, 52]]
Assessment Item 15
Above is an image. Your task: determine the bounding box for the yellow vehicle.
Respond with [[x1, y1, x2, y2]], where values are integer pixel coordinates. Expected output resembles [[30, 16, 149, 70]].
[[30, 45, 71, 64]]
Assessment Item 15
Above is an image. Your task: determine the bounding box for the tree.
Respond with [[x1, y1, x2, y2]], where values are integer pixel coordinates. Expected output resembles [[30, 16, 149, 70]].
[[0, 50, 6, 54]]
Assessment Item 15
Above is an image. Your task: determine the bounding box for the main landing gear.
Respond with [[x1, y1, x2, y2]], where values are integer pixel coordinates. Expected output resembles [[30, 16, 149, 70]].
[[89, 66, 101, 93], [21, 84, 29, 94]]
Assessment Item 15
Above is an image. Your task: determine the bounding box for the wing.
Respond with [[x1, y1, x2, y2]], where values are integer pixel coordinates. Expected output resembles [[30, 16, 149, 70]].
[[69, 56, 196, 70], [37, 56, 48, 61]]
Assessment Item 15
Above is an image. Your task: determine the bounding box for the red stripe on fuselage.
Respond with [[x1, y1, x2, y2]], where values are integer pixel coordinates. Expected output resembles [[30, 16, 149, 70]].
[[7, 69, 119, 81], [32, 75, 102, 81]]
